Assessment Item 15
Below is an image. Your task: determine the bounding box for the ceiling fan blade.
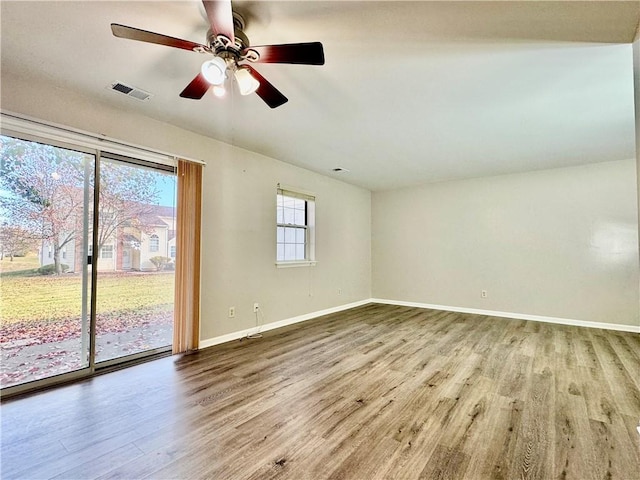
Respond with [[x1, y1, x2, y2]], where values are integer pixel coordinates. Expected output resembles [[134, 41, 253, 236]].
[[243, 66, 288, 109], [180, 73, 210, 99], [244, 42, 325, 65], [202, 0, 235, 44], [111, 24, 208, 52]]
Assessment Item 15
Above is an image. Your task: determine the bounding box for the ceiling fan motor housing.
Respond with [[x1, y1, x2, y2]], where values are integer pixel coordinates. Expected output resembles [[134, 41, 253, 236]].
[[207, 12, 249, 56]]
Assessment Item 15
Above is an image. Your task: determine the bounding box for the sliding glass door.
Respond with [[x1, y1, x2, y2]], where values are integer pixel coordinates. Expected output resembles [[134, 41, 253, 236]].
[[0, 135, 94, 388], [94, 155, 175, 364], [0, 135, 176, 393]]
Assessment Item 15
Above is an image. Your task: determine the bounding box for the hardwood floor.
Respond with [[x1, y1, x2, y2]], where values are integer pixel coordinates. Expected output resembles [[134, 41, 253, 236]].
[[2, 304, 639, 479]]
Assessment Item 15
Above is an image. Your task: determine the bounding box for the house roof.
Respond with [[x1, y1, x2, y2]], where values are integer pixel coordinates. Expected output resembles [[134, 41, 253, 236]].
[[1, 1, 638, 191], [152, 205, 176, 218], [122, 233, 140, 243], [129, 205, 175, 228]]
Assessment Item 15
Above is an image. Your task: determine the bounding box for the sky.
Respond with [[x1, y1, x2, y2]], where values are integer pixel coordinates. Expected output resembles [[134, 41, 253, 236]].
[[155, 174, 177, 207]]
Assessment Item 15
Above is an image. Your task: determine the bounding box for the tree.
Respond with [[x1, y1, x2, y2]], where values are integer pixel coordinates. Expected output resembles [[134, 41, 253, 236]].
[[0, 137, 85, 274], [95, 161, 161, 255], [0, 224, 37, 260], [0, 136, 161, 274]]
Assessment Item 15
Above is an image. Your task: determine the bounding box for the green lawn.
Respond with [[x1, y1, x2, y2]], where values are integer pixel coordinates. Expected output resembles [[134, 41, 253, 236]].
[[0, 253, 40, 275], [1, 272, 175, 323]]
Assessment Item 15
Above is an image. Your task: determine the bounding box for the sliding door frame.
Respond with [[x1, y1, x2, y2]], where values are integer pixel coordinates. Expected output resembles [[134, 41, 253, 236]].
[[93, 152, 175, 369], [0, 130, 175, 399], [0, 130, 96, 398]]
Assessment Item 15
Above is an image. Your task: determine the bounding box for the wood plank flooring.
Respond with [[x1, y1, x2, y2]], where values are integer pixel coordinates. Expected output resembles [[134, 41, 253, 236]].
[[2, 304, 639, 479]]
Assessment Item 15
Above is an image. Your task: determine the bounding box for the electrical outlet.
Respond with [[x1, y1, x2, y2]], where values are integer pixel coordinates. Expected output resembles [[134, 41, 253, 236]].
[[481, 290, 487, 298], [253, 303, 259, 313], [228, 306, 235, 318], [338, 289, 342, 295]]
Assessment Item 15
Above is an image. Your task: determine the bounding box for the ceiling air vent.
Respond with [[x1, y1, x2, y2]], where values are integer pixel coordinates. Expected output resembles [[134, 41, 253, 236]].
[[108, 82, 152, 101]]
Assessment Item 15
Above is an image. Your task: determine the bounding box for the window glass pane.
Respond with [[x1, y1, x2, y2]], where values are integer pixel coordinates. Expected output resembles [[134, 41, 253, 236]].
[[294, 208, 306, 225], [284, 244, 296, 260], [277, 227, 285, 243], [276, 205, 284, 224], [277, 244, 285, 262], [295, 228, 305, 243], [96, 157, 176, 364], [295, 244, 305, 260], [284, 207, 295, 224], [284, 227, 295, 243], [294, 198, 305, 210], [0, 134, 95, 388]]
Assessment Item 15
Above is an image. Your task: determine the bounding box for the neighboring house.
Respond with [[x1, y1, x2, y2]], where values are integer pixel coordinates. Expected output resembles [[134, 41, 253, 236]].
[[39, 205, 176, 272], [117, 206, 176, 272]]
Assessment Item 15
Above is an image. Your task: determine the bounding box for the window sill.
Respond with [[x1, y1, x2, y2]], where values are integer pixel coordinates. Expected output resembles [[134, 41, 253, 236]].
[[276, 261, 317, 268]]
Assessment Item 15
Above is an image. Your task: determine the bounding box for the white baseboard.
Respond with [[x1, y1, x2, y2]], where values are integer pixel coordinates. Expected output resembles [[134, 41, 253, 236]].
[[199, 299, 372, 350], [370, 298, 640, 333], [200, 298, 639, 350]]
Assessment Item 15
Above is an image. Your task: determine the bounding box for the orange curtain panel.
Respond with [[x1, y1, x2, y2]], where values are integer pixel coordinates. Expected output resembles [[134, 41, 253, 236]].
[[173, 159, 203, 354]]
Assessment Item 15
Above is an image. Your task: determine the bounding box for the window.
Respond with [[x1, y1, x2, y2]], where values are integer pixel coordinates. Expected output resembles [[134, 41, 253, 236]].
[[88, 210, 115, 223], [101, 245, 113, 259], [276, 186, 315, 265], [48, 246, 52, 259], [62, 247, 66, 260], [149, 234, 159, 252], [170, 246, 176, 258], [99, 210, 115, 223]]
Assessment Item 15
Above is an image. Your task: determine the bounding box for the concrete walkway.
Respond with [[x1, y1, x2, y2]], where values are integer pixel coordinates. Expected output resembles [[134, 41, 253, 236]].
[[1, 323, 172, 388]]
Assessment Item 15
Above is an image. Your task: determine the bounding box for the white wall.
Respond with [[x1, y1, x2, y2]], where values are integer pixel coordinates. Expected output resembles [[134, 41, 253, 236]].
[[200, 148, 371, 339], [372, 160, 639, 327], [0, 71, 372, 342], [3, 67, 637, 334]]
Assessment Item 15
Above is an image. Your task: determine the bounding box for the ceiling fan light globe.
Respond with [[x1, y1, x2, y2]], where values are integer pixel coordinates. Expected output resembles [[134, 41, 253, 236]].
[[235, 67, 260, 96], [212, 85, 226, 97], [201, 57, 227, 85]]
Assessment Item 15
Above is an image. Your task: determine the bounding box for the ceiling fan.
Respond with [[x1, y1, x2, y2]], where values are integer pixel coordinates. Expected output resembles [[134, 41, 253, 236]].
[[111, 0, 324, 108]]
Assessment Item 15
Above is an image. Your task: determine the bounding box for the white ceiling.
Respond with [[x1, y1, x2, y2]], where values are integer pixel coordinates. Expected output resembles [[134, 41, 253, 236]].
[[1, 1, 638, 191]]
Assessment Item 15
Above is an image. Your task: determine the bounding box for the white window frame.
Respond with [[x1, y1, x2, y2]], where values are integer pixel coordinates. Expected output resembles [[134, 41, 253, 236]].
[[101, 245, 114, 259], [149, 234, 159, 253], [276, 185, 316, 268]]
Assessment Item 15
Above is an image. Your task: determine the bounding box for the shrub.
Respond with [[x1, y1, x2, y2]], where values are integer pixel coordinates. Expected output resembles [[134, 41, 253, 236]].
[[149, 256, 171, 271], [37, 264, 69, 275]]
